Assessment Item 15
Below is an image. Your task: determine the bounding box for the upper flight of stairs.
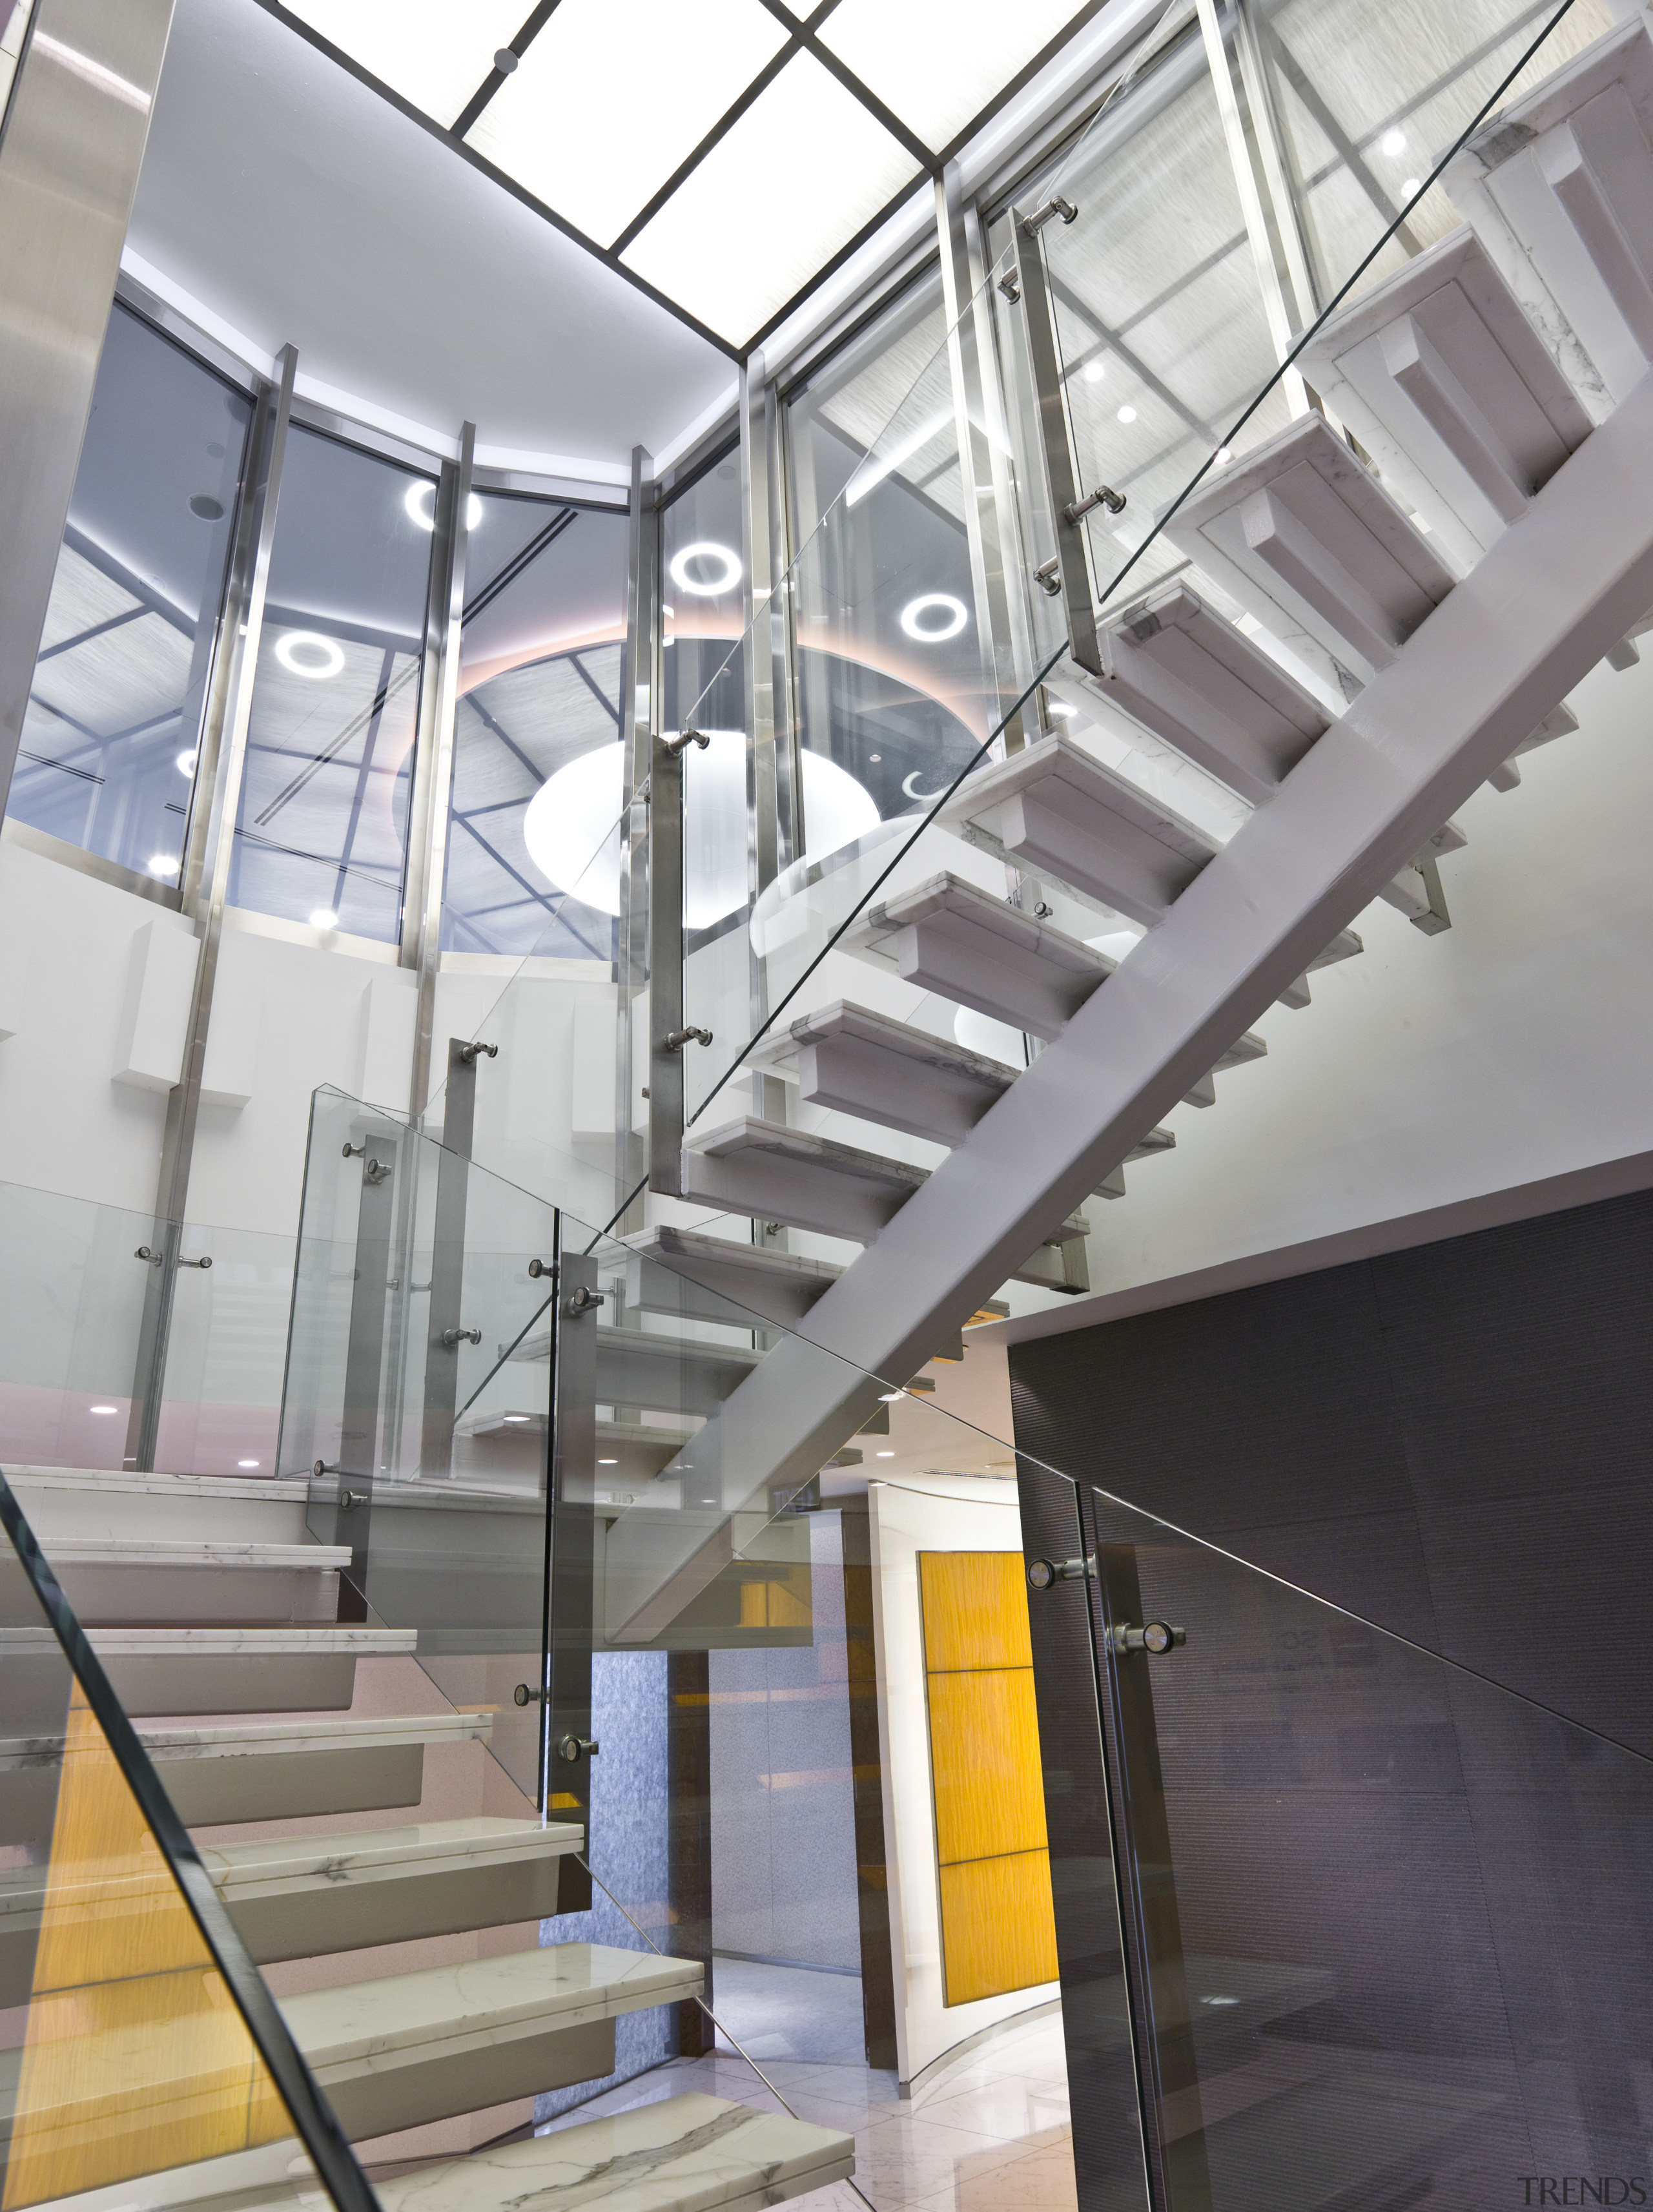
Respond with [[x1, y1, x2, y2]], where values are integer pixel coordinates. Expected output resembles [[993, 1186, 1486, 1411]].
[[630, 10, 1653, 1354], [2, 1465, 851, 2212]]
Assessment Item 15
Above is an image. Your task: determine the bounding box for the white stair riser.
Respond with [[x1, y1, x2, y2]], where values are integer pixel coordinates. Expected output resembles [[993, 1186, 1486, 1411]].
[[8, 1476, 309, 1546], [890, 921, 1098, 1039], [103, 1652, 360, 1717], [320, 2016, 616, 2142]]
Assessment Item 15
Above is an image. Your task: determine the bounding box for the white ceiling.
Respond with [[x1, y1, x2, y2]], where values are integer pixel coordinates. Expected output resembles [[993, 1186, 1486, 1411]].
[[259, 0, 1100, 347], [127, 0, 737, 476]]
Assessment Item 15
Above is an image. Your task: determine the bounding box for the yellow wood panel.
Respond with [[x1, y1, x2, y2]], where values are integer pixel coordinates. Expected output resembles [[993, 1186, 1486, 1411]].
[[939, 1850, 1059, 2007], [927, 1668, 1049, 1865], [3, 1691, 287, 2209], [919, 1552, 1032, 1673]]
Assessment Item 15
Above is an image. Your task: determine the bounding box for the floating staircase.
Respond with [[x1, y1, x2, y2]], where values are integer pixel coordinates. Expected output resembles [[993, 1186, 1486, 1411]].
[[608, 8, 1653, 1637]]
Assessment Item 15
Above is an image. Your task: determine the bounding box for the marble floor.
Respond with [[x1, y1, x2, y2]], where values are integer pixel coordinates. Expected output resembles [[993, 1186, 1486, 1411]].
[[536, 1962, 1076, 2211]]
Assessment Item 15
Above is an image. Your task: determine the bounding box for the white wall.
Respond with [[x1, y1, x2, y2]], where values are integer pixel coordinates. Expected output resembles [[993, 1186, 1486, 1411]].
[[1037, 645, 1653, 1318], [868, 1474, 1060, 2085]]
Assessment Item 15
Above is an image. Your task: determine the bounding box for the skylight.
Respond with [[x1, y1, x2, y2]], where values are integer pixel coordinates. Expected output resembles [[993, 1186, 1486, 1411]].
[[266, 0, 1097, 350]]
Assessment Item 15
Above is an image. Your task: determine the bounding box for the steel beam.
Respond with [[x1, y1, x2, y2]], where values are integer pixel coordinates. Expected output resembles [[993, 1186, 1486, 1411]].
[[0, 0, 176, 817], [600, 361, 1653, 1638]]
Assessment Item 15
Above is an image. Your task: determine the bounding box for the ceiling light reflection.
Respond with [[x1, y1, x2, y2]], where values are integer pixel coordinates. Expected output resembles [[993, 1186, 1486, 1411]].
[[668, 542, 743, 596], [275, 632, 346, 681], [899, 593, 969, 643], [405, 482, 484, 532]]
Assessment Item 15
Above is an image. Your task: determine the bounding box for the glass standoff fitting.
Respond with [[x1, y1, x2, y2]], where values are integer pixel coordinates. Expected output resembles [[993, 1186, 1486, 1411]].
[[457, 1039, 498, 1064], [134, 1245, 164, 1266], [998, 273, 1022, 303], [556, 1734, 600, 1761], [512, 1683, 544, 1706], [564, 1285, 605, 1316], [662, 729, 710, 758], [528, 1257, 557, 1279], [1064, 484, 1127, 522], [664, 1025, 714, 1051], [1033, 555, 1062, 597], [1027, 1554, 1094, 1589], [1022, 194, 1078, 234], [342, 1142, 391, 1182], [440, 1325, 482, 1347], [1107, 1620, 1187, 1655]]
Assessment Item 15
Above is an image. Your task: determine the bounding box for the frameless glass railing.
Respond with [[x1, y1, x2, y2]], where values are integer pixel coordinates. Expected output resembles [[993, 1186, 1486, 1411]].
[[282, 1091, 1653, 2207], [0, 1470, 375, 2212]]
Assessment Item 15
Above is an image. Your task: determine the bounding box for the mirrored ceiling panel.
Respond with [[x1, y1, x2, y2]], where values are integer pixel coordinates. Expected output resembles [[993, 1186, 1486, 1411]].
[[821, 0, 1093, 150], [465, 0, 790, 251], [289, 0, 529, 130], [622, 49, 921, 345]]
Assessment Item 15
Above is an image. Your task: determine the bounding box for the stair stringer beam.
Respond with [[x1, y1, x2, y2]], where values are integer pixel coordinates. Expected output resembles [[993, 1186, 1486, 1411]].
[[602, 371, 1653, 1645]]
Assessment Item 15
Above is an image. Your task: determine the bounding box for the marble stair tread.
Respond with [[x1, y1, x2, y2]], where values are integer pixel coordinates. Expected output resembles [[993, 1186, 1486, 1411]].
[[678, 1114, 1092, 1290], [4, 1467, 310, 1544], [1165, 409, 1457, 694], [0, 1818, 586, 1999], [278, 1940, 700, 2072], [937, 732, 1219, 925], [843, 868, 1114, 1039], [506, 1327, 761, 1421], [0, 1709, 495, 1835], [1443, 16, 1653, 411], [2, 1536, 351, 1628], [624, 1225, 843, 1330], [756, 995, 1254, 1136], [0, 1944, 704, 2150], [373, 2093, 855, 2212], [0, 1624, 418, 1719], [1067, 582, 1332, 806], [1299, 225, 1593, 568]]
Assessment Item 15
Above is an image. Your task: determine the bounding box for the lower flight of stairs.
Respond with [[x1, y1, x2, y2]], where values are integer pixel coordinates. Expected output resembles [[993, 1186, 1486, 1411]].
[[3, 1467, 852, 2212]]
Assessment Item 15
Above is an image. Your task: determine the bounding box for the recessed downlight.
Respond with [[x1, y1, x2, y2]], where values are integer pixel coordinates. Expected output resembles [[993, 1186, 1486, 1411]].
[[275, 632, 345, 681]]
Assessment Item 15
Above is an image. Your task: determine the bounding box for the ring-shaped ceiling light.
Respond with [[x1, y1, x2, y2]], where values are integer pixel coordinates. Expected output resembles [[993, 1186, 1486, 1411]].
[[275, 631, 346, 681], [899, 592, 969, 643], [668, 541, 743, 597], [404, 481, 485, 532]]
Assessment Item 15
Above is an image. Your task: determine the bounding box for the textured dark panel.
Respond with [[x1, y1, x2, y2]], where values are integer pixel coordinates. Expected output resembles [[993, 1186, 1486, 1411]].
[[1373, 1187, 1653, 1511], [839, 1504, 898, 2072], [1013, 1262, 1410, 1536]]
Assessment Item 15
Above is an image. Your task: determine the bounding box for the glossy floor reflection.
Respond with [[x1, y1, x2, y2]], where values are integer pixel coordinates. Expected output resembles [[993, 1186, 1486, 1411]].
[[537, 1965, 1075, 2211]]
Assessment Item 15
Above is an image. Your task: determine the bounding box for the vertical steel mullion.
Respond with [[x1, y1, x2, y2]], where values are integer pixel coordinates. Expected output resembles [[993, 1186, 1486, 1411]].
[[329, 1137, 400, 1623], [938, 167, 1029, 754], [1229, 0, 1320, 329], [765, 383, 802, 874], [1010, 223, 1103, 676], [0, 0, 177, 820], [546, 1239, 597, 1885], [406, 424, 476, 1118], [420, 1042, 478, 1480], [127, 344, 297, 1473], [1195, 0, 1309, 415], [617, 446, 657, 1231], [741, 355, 790, 1152]]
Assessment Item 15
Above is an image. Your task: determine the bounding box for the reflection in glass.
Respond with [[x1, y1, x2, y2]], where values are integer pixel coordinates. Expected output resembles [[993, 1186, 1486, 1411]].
[[231, 426, 434, 942], [446, 492, 629, 958], [1253, 0, 1614, 315], [14, 304, 251, 884]]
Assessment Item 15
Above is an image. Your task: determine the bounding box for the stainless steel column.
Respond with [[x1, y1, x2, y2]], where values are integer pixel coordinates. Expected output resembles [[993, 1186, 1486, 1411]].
[[0, 0, 177, 815], [740, 354, 791, 1146], [327, 1137, 400, 1624], [937, 167, 1032, 753], [127, 346, 298, 1473], [1010, 217, 1104, 676], [405, 426, 477, 1118], [419, 1038, 489, 1478], [617, 446, 657, 1230], [544, 1236, 597, 1866]]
